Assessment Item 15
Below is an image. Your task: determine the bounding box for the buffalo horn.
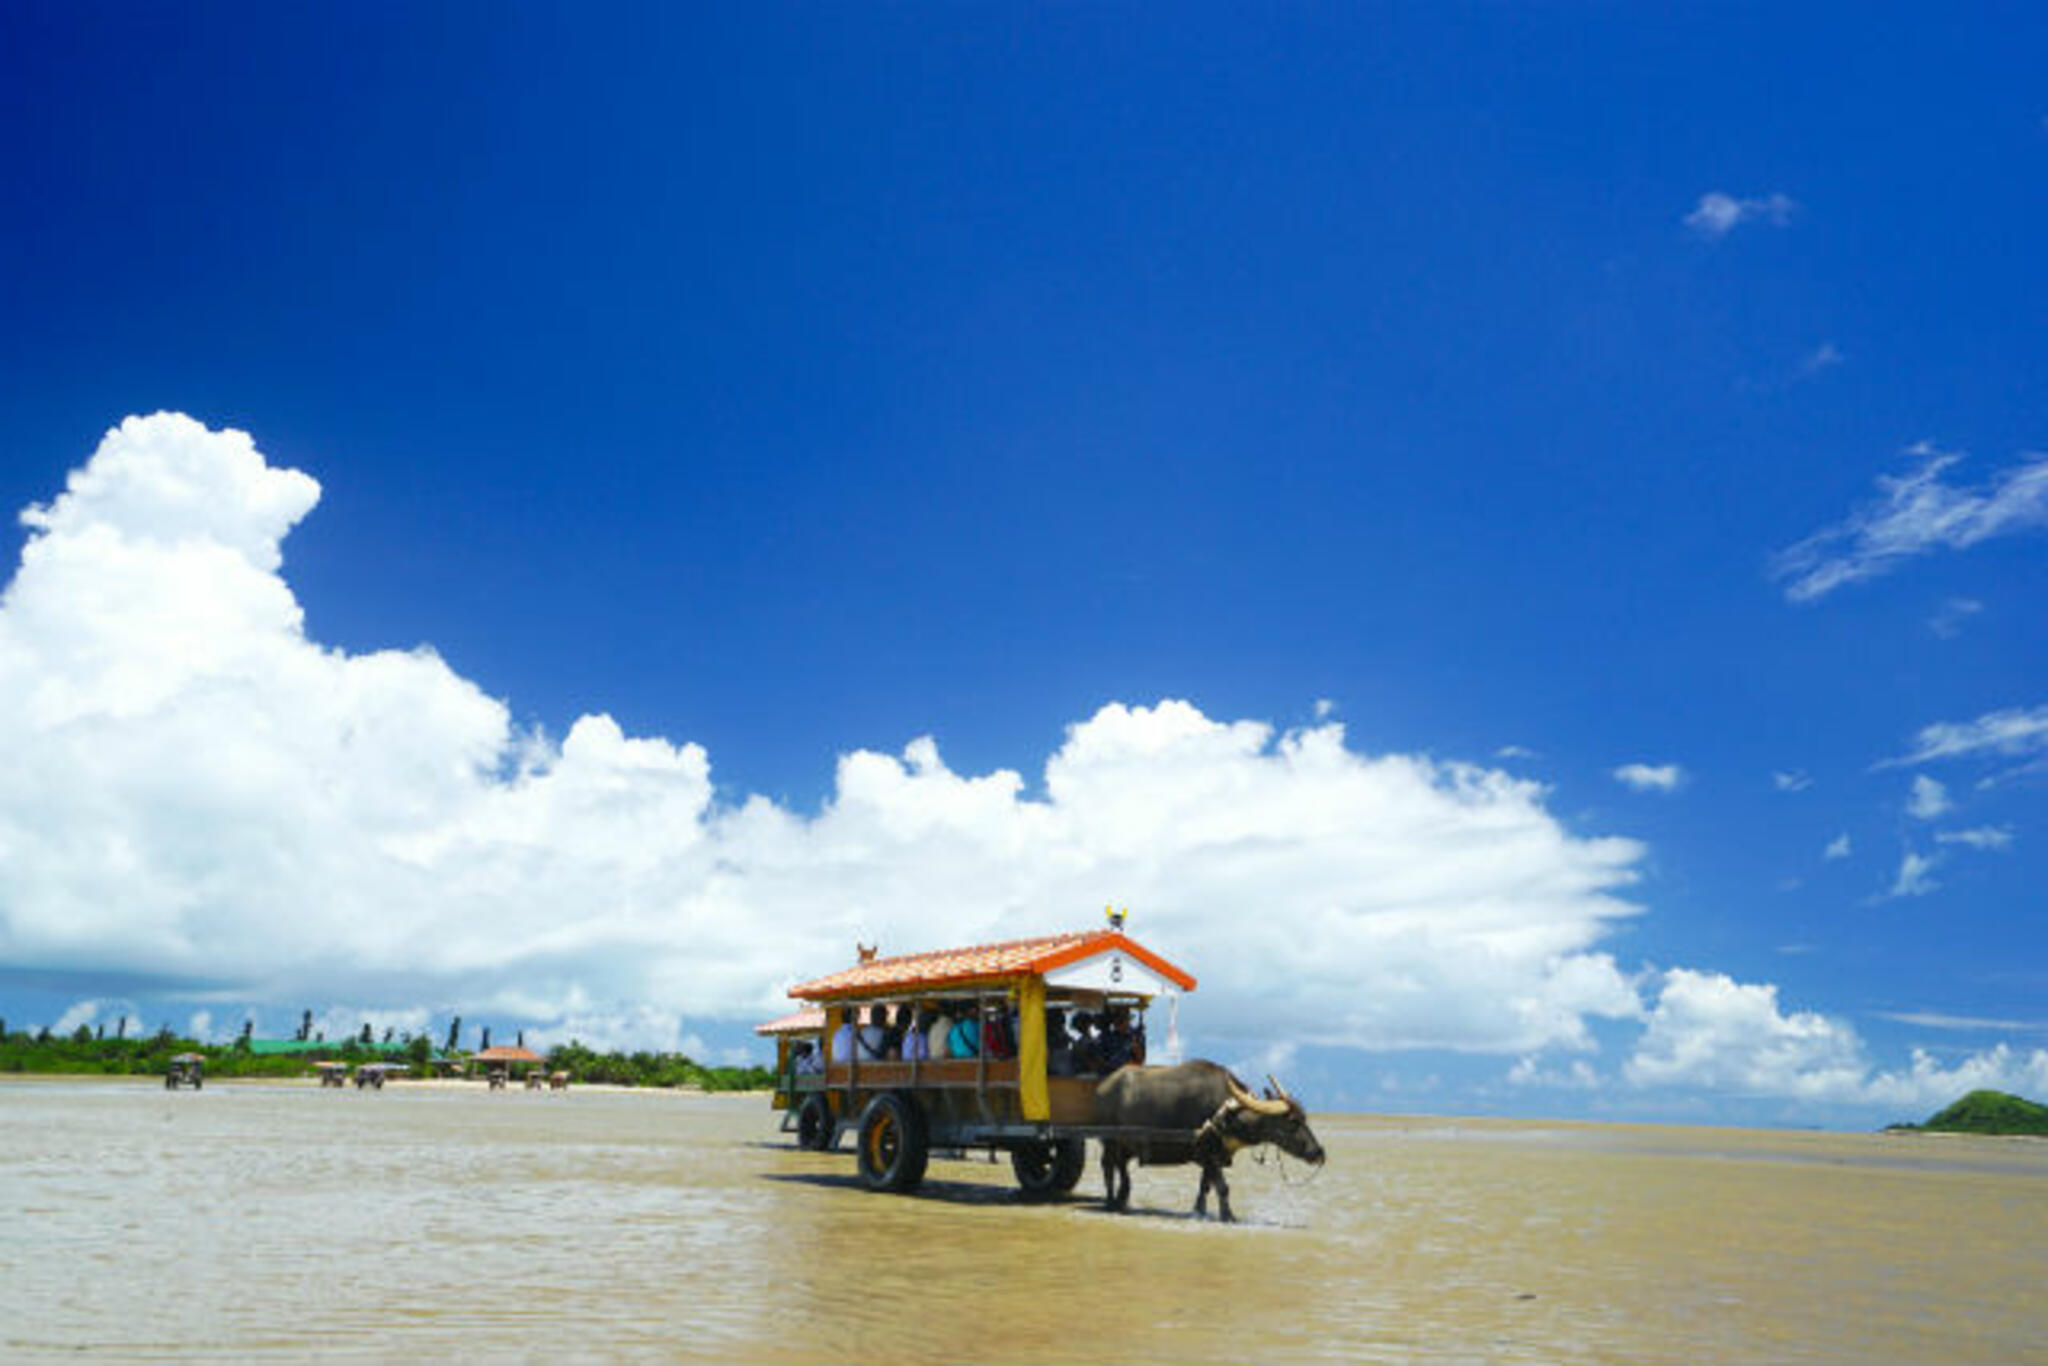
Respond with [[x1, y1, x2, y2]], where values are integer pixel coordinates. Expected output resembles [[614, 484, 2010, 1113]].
[[1226, 1073, 1290, 1117], [1266, 1073, 1296, 1106]]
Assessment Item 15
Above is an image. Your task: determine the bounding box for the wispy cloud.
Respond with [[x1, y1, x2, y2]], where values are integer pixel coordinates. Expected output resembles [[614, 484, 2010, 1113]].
[[1614, 762, 1685, 793], [1506, 1056, 1602, 1090], [1886, 704, 2048, 767], [1773, 770, 1812, 793], [1936, 825, 2015, 852], [1798, 342, 1844, 376], [1890, 849, 1939, 898], [1878, 1010, 2048, 1033], [1685, 190, 1798, 239], [1907, 774, 1952, 820], [1928, 596, 1983, 639], [1773, 445, 2048, 602], [1823, 832, 1852, 861]]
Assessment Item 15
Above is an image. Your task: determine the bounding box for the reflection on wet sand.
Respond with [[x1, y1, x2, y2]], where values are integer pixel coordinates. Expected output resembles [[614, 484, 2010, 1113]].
[[2, 1083, 2043, 1363]]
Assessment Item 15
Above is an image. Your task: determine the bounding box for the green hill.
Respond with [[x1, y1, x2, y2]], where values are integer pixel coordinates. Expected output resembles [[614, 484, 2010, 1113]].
[[1893, 1089, 2048, 1136]]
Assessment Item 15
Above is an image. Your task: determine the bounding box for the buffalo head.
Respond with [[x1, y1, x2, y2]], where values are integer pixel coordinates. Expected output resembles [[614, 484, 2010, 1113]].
[[1211, 1073, 1325, 1165]]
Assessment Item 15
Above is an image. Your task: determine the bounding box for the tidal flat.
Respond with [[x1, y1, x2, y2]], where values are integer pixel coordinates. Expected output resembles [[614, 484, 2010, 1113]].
[[4, 1080, 2043, 1363]]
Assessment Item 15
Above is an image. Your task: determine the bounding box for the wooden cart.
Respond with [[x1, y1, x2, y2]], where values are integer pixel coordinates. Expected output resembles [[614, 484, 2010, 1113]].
[[763, 925, 1195, 1198]]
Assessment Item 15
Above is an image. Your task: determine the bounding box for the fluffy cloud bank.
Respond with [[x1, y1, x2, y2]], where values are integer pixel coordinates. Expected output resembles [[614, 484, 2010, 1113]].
[[1624, 970, 2048, 1111], [7, 415, 2042, 1115], [2, 415, 1651, 1058]]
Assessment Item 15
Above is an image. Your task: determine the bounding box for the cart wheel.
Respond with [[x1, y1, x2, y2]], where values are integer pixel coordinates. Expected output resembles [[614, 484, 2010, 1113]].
[[165, 1074, 177, 1090], [192, 1076, 202, 1090], [1011, 1137, 1087, 1199], [796, 1094, 835, 1151], [856, 1091, 929, 1193]]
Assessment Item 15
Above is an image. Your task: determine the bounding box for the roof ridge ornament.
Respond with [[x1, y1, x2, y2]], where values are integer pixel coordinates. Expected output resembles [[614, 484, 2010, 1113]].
[[1105, 905, 1128, 931]]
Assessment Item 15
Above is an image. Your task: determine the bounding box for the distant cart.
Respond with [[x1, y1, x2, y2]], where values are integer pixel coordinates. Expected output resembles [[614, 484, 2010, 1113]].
[[472, 1045, 542, 1090], [315, 1061, 348, 1088], [764, 923, 1195, 1199], [355, 1062, 408, 1089], [164, 1053, 205, 1090]]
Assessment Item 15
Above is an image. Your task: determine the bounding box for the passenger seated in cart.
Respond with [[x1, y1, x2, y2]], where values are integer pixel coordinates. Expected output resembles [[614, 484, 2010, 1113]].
[[924, 1007, 951, 1060], [862, 1004, 892, 1059], [945, 1011, 980, 1059], [1045, 1008, 1075, 1076], [832, 1006, 892, 1063], [902, 1006, 933, 1061], [1069, 1011, 1102, 1073], [791, 1040, 823, 1074], [985, 1010, 1016, 1060], [888, 1003, 917, 1059], [1097, 1007, 1137, 1070], [831, 1011, 880, 1064]]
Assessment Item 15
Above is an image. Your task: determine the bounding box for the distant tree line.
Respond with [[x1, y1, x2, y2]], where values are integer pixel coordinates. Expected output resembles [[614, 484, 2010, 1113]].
[[1889, 1089, 2048, 1137], [0, 1020, 772, 1090], [0, 1027, 296, 1078], [543, 1040, 771, 1091]]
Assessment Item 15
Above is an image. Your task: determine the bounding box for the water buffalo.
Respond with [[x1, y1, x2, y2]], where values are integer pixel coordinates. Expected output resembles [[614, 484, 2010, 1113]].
[[1093, 1060, 1325, 1222]]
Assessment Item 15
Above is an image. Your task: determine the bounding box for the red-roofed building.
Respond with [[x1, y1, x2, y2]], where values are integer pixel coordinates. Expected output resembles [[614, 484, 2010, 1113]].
[[788, 929, 1195, 1004], [754, 1008, 826, 1037]]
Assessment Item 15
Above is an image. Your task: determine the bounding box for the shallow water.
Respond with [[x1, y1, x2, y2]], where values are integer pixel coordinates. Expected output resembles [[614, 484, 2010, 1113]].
[[3, 1081, 2044, 1363]]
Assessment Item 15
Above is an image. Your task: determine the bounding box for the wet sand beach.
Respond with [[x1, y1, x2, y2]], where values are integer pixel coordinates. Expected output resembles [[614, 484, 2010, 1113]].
[[4, 1080, 2043, 1363]]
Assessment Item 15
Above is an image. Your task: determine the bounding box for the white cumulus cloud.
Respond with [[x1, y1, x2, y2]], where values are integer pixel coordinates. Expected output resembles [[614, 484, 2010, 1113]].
[[0, 414, 1653, 1059], [1773, 445, 2048, 603], [1857, 1044, 2048, 1111], [1823, 833, 1852, 861], [1626, 969, 2048, 1109], [1907, 775, 1952, 820], [1613, 762, 1685, 793], [1626, 969, 1869, 1099]]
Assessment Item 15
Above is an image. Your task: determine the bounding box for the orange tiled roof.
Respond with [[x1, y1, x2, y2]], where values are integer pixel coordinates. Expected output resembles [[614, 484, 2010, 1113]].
[[788, 930, 1196, 1001], [754, 1008, 825, 1036]]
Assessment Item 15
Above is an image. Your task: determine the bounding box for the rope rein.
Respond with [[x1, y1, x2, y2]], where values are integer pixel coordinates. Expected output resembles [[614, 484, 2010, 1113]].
[[1194, 1094, 1324, 1189]]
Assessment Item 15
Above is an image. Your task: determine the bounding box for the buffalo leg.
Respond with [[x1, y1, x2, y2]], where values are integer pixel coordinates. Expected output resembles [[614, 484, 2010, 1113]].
[[1101, 1145, 1129, 1212], [1196, 1161, 1234, 1221]]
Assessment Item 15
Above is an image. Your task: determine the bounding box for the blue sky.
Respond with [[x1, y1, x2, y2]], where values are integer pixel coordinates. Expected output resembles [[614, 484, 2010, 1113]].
[[3, 5, 2044, 1125]]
